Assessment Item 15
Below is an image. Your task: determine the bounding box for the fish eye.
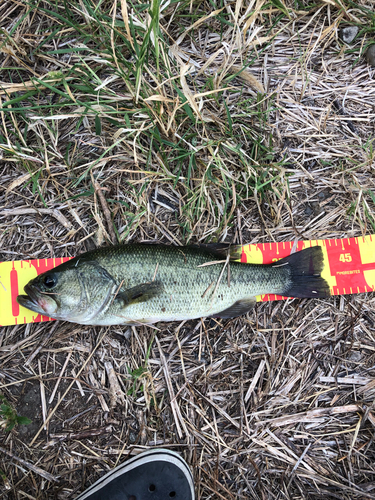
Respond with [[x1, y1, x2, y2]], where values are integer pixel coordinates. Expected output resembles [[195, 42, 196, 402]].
[[44, 274, 57, 289]]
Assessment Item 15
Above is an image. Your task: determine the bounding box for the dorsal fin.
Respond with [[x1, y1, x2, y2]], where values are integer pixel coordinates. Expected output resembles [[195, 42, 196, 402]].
[[191, 243, 242, 261]]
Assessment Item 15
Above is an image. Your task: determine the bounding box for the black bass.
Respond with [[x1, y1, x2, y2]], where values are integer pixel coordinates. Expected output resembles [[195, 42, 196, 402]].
[[17, 244, 330, 326]]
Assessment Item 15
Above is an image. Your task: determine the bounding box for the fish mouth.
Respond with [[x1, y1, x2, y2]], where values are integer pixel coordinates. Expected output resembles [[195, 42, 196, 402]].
[[17, 284, 56, 316]]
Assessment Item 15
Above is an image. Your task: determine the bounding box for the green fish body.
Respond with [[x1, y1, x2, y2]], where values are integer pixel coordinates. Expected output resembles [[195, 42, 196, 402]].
[[17, 244, 329, 326]]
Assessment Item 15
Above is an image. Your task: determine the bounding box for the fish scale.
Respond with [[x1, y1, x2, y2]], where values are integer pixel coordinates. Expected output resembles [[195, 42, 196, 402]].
[[84, 245, 288, 325]]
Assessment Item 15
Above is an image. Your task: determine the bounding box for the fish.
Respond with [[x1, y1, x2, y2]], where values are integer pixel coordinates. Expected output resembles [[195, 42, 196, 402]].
[[17, 243, 330, 326]]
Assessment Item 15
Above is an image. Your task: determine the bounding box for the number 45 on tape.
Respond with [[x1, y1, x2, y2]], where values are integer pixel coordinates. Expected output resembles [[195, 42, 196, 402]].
[[1, 235, 374, 326], [340, 253, 353, 263]]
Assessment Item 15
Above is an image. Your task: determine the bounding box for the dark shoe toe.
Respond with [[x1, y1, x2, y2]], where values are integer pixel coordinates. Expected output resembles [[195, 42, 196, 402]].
[[76, 449, 194, 500]]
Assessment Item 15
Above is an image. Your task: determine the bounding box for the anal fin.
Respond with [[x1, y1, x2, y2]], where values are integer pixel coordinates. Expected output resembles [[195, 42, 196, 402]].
[[211, 297, 256, 319]]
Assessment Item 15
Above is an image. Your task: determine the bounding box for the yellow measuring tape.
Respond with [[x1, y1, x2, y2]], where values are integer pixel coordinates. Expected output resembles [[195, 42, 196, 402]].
[[1, 235, 374, 326]]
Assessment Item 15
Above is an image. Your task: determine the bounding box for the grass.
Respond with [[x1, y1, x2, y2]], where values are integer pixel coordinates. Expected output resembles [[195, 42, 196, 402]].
[[0, 395, 31, 432], [1, 0, 281, 243], [1, 0, 375, 498]]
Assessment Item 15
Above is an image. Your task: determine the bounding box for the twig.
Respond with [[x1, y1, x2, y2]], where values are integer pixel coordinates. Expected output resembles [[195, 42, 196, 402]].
[[89, 370, 110, 412], [0, 208, 72, 229], [333, 99, 357, 134], [201, 279, 215, 299], [152, 262, 159, 281], [155, 336, 187, 439], [287, 443, 312, 489], [104, 361, 125, 408], [48, 425, 113, 444], [197, 259, 227, 267], [245, 359, 266, 403], [38, 360, 47, 431], [0, 374, 53, 389], [210, 253, 230, 304], [0, 446, 58, 482], [26, 322, 59, 367], [194, 387, 241, 430], [256, 404, 361, 427], [30, 330, 108, 446], [49, 352, 72, 403], [110, 279, 124, 306], [71, 368, 85, 397], [94, 181, 117, 244]]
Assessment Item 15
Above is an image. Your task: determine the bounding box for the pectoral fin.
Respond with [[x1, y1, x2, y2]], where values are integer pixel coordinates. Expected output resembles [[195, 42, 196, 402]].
[[211, 297, 256, 319], [115, 282, 164, 307]]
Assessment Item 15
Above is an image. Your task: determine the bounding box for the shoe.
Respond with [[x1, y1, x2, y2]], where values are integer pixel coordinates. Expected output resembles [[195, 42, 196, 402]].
[[76, 448, 195, 500]]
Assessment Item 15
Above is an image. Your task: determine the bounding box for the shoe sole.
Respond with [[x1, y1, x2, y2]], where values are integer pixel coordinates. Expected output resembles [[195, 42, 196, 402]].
[[76, 448, 195, 500]]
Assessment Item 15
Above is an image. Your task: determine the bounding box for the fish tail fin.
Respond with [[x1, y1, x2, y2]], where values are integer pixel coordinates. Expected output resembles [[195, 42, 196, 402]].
[[273, 246, 330, 298]]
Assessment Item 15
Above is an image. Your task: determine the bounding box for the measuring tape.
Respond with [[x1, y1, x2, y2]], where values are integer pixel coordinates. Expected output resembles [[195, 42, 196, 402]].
[[1, 235, 374, 326], [241, 235, 375, 301]]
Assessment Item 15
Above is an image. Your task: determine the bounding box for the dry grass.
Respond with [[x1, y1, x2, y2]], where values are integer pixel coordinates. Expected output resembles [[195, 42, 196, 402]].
[[1, 0, 375, 498]]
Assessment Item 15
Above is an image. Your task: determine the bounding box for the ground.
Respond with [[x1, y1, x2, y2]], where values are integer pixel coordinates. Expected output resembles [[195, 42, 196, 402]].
[[1, 0, 375, 499]]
